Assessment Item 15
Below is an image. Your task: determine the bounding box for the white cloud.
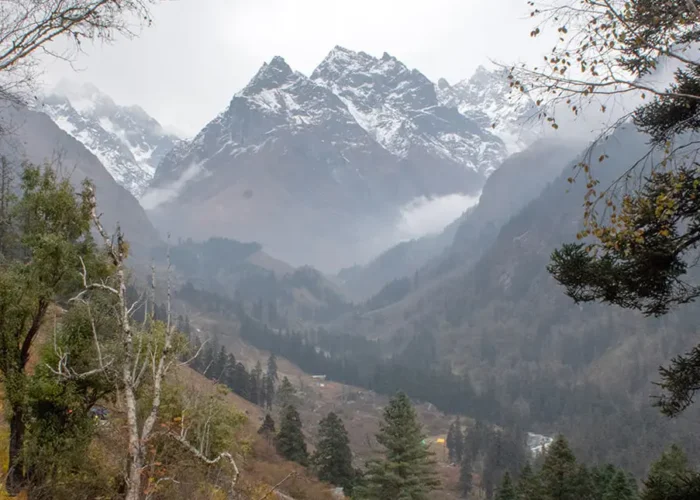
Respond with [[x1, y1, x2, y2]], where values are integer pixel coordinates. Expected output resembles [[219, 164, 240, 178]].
[[139, 161, 207, 210], [396, 192, 481, 240]]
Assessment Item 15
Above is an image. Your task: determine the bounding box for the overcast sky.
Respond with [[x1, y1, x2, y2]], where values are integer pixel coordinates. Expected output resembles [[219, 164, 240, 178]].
[[40, 0, 553, 137]]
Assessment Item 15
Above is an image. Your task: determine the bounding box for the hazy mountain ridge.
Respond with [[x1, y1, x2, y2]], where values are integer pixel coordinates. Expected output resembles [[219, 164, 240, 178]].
[[330, 125, 700, 472], [0, 102, 159, 256], [40, 81, 179, 197], [335, 139, 580, 301], [144, 48, 541, 271], [436, 66, 539, 163]]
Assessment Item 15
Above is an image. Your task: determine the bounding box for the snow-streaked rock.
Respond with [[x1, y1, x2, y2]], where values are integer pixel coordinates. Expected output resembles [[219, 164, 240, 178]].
[[437, 66, 539, 170], [312, 46, 507, 177], [39, 81, 179, 197]]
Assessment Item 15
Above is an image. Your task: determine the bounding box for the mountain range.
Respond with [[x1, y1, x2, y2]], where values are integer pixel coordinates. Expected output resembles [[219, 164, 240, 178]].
[[21, 42, 699, 477], [39, 80, 179, 197]]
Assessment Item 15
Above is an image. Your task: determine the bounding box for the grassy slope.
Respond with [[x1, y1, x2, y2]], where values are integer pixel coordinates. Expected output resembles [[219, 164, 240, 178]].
[[0, 306, 336, 500]]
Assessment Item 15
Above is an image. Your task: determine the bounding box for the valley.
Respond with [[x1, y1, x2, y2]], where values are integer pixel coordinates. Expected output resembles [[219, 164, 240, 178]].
[[0, 1, 698, 498]]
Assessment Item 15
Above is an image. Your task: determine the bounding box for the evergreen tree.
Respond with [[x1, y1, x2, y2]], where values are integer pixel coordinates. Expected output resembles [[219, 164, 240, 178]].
[[275, 404, 308, 466], [483, 431, 505, 499], [258, 414, 276, 442], [276, 376, 297, 408], [267, 353, 279, 380], [539, 435, 580, 500], [603, 470, 637, 500], [223, 353, 237, 387], [252, 360, 263, 403], [264, 374, 275, 410], [248, 371, 260, 405], [454, 417, 464, 463], [496, 472, 517, 500], [232, 362, 250, 399], [447, 421, 458, 463], [517, 463, 542, 500], [356, 392, 439, 499], [212, 345, 227, 381], [313, 412, 355, 495], [200, 343, 214, 376], [459, 454, 473, 499], [642, 444, 696, 500]]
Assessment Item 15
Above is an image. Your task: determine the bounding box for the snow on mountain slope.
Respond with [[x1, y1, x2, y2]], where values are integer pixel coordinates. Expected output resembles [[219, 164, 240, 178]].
[[311, 47, 507, 177], [40, 81, 179, 197], [145, 56, 422, 269], [437, 66, 539, 165]]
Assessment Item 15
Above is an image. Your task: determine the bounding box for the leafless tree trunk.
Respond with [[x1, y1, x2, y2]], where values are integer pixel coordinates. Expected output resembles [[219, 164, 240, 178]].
[[68, 185, 177, 500], [63, 185, 241, 499]]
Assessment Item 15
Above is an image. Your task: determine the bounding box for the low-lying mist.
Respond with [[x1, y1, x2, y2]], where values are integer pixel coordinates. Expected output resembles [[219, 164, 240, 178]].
[[395, 192, 481, 240]]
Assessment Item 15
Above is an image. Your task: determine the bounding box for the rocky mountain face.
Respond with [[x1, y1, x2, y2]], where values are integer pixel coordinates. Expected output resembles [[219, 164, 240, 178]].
[[311, 47, 506, 181], [436, 66, 539, 164], [40, 81, 179, 197], [145, 48, 529, 271], [0, 102, 159, 258]]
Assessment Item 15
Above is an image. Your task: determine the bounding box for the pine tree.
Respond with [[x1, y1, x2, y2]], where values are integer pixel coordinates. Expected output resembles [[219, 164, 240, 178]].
[[232, 362, 250, 399], [517, 463, 542, 500], [454, 417, 464, 463], [267, 353, 278, 381], [223, 353, 237, 387], [459, 454, 473, 499], [642, 444, 694, 500], [447, 422, 458, 463], [603, 470, 637, 500], [276, 376, 297, 408], [356, 392, 440, 499], [496, 472, 517, 500], [258, 414, 276, 442], [264, 374, 275, 410], [275, 405, 308, 466], [313, 412, 355, 495], [213, 345, 227, 381], [249, 371, 260, 405], [539, 435, 580, 500]]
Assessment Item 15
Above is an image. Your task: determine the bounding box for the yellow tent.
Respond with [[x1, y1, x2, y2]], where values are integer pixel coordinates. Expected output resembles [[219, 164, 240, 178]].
[[436, 438, 446, 444]]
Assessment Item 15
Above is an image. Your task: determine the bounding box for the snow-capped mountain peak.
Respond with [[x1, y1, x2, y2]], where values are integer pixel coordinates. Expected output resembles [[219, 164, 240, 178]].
[[40, 80, 179, 197], [436, 66, 539, 157], [311, 47, 505, 175]]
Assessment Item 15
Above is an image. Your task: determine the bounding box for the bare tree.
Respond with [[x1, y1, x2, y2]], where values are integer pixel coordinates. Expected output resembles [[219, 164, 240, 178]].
[[0, 0, 155, 103], [58, 184, 240, 500], [70, 184, 176, 500]]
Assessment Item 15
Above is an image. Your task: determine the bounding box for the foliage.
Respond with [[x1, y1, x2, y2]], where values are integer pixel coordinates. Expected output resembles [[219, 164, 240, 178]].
[[355, 392, 439, 500], [258, 414, 276, 441], [496, 472, 516, 500], [312, 412, 355, 495], [146, 380, 249, 499], [23, 304, 116, 498], [496, 434, 643, 500], [458, 453, 473, 499], [0, 164, 99, 492], [276, 376, 298, 409], [275, 404, 308, 466], [548, 165, 700, 317]]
